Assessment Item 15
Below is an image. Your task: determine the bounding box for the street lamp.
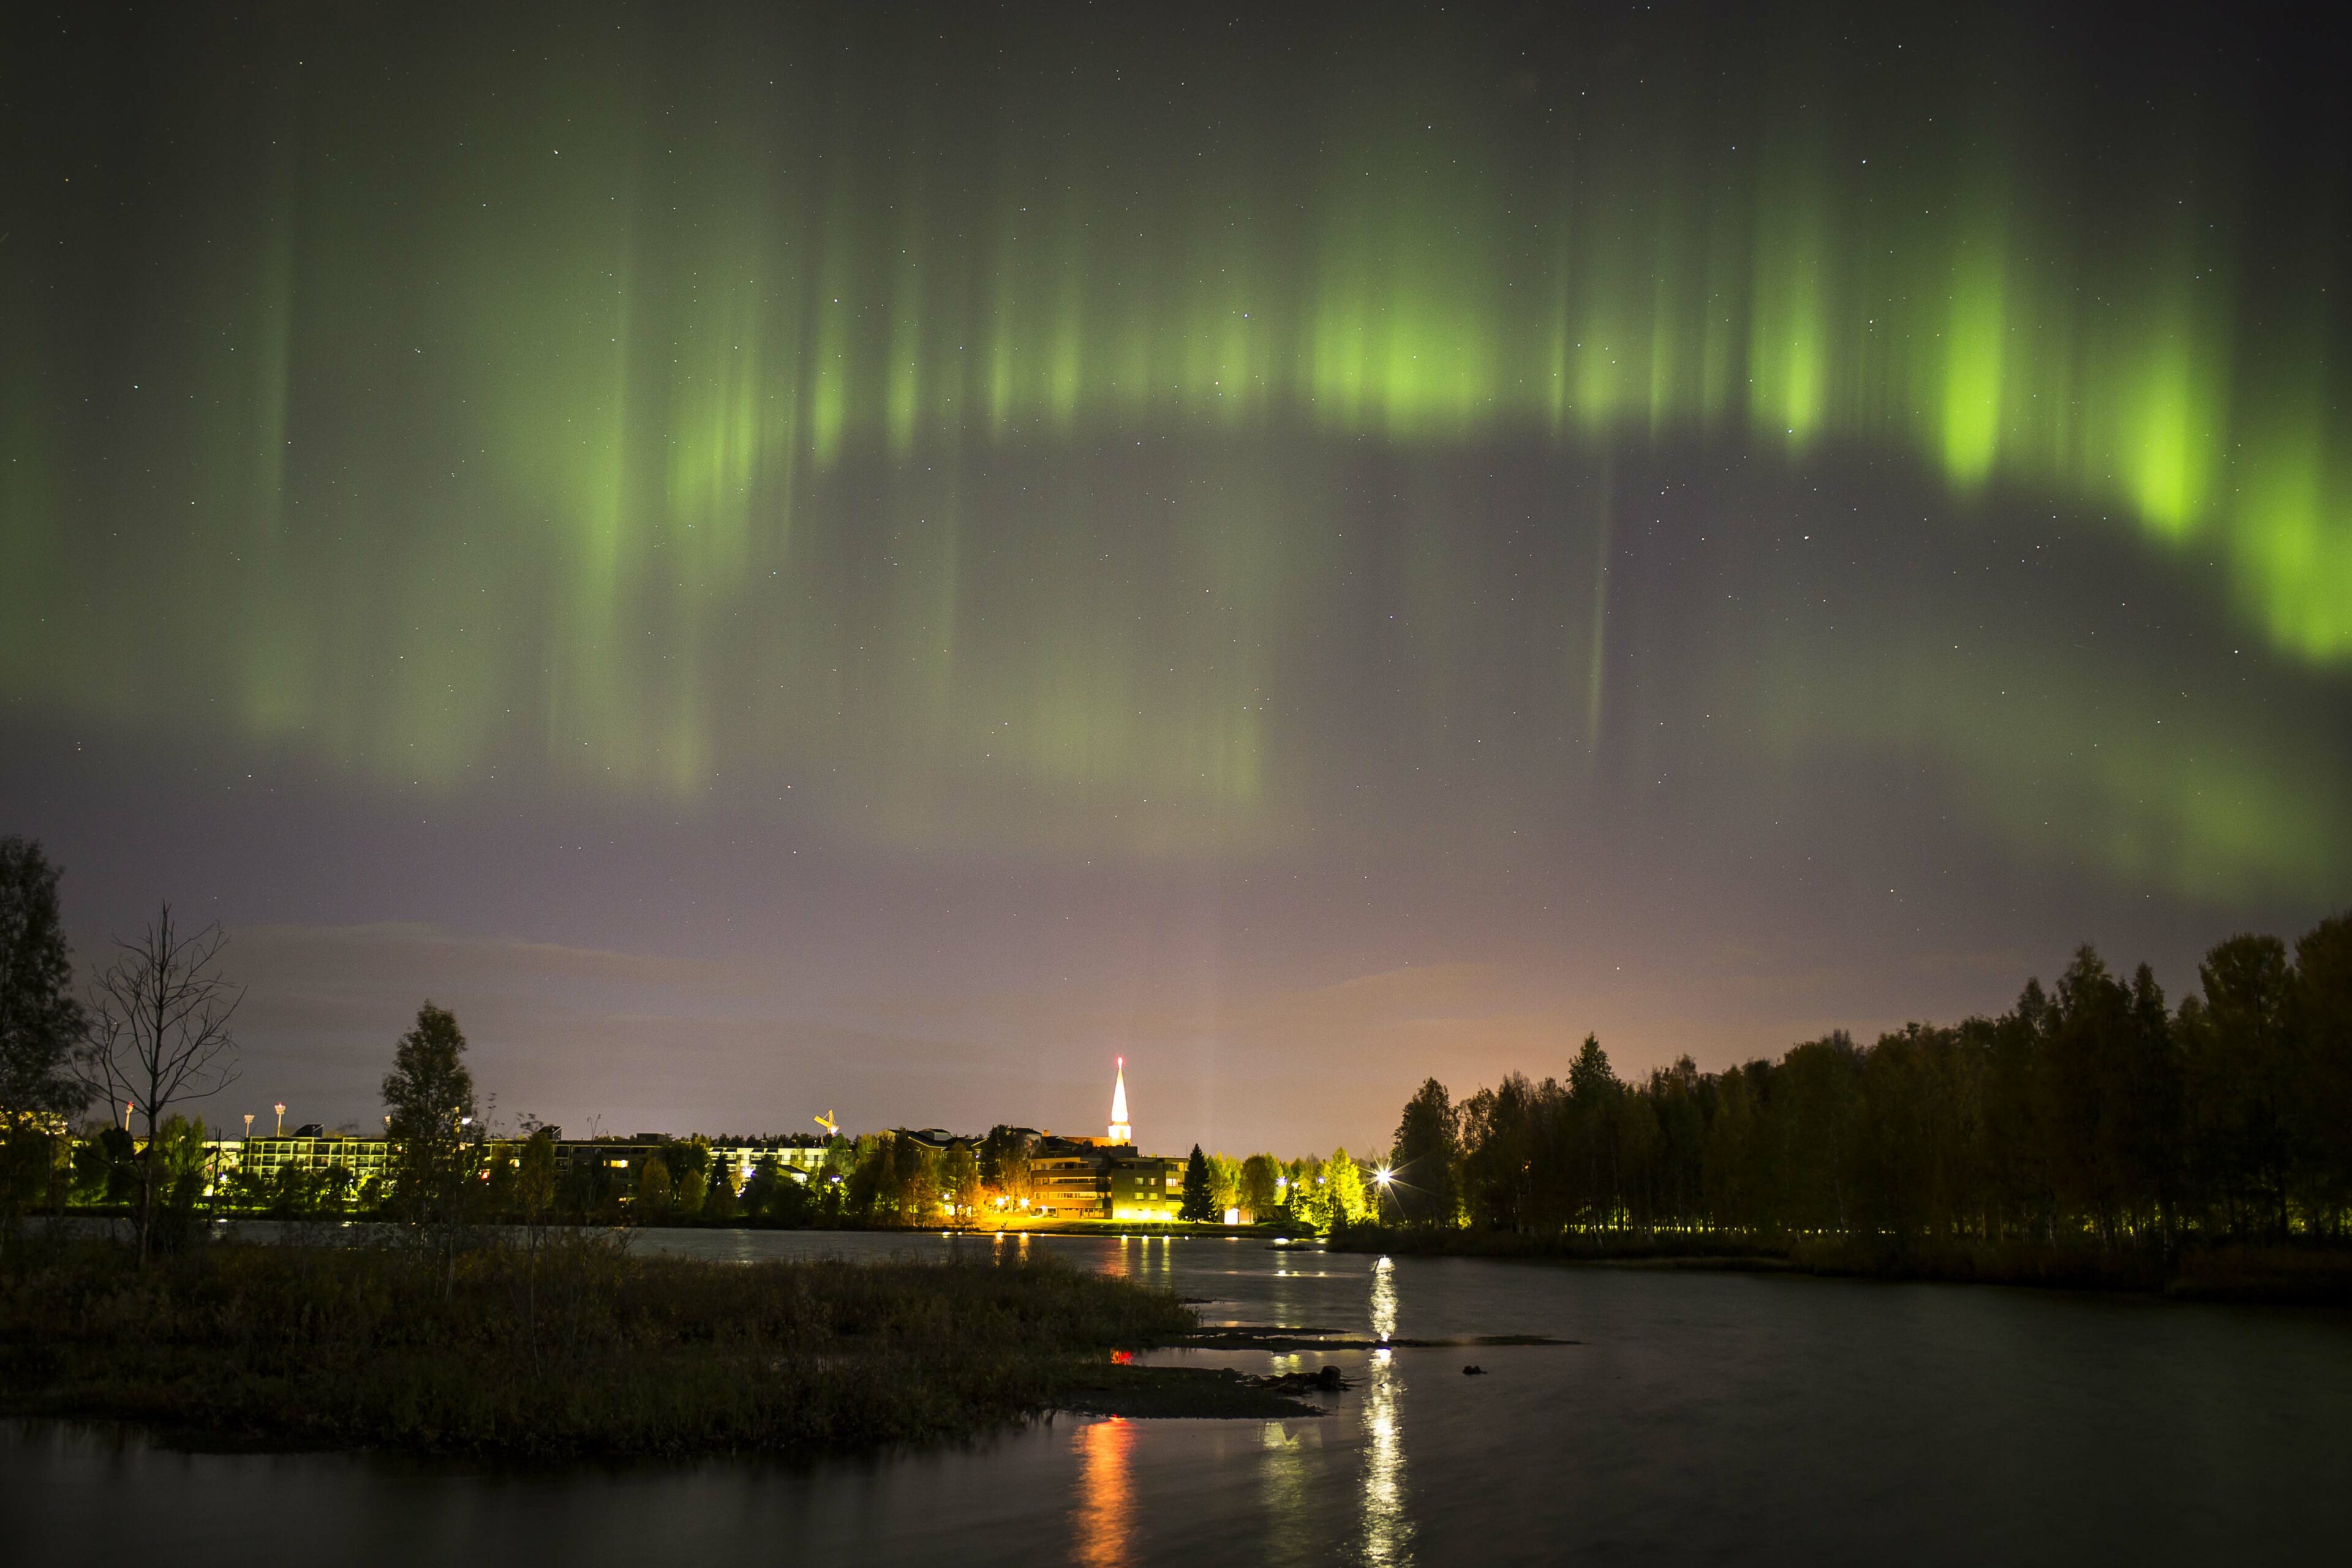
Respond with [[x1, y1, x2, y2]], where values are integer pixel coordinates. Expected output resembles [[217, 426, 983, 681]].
[[273, 1102, 286, 1136]]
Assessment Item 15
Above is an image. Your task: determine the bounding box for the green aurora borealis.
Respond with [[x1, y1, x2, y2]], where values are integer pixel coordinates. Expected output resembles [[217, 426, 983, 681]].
[[4, 3, 2350, 906]]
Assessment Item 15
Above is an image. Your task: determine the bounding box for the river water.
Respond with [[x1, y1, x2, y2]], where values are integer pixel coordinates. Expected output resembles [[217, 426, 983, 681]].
[[8, 1229, 2348, 1564]]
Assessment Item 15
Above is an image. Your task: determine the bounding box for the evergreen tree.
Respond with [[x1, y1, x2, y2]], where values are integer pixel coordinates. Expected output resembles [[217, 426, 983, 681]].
[[1392, 1077, 1459, 1225], [0, 839, 86, 1138], [1374, 913, 2352, 1248], [2293, 914, 2352, 1229], [382, 1002, 478, 1287], [2187, 935, 2297, 1237], [1178, 1144, 1216, 1221]]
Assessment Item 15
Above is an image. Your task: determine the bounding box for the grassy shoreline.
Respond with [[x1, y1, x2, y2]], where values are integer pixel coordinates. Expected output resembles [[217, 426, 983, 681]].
[[1325, 1226, 2352, 1305], [38, 1207, 1290, 1242], [0, 1237, 1316, 1459]]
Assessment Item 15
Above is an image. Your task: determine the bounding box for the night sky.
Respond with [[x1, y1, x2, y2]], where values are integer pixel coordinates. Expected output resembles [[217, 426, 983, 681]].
[[4, 3, 2348, 1153]]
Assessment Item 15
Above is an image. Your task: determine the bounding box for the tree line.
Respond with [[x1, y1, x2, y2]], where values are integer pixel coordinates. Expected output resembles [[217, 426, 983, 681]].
[[1384, 918, 2352, 1249], [1175, 1145, 1376, 1227], [9, 835, 1392, 1240]]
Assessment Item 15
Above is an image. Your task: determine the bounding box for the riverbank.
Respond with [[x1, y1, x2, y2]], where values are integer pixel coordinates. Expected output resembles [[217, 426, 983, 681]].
[[42, 1207, 1291, 1242], [1326, 1226, 2352, 1305], [0, 1236, 1319, 1458]]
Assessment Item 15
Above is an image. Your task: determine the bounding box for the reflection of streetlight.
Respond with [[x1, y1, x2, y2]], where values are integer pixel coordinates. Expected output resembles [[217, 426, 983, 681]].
[[1075, 1414, 1137, 1567]]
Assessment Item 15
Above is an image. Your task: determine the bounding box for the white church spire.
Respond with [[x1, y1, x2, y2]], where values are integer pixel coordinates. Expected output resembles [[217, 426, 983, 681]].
[[1108, 1056, 1132, 1144]]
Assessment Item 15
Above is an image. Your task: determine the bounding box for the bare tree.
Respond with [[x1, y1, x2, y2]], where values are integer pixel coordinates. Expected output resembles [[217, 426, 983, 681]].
[[78, 904, 242, 1265]]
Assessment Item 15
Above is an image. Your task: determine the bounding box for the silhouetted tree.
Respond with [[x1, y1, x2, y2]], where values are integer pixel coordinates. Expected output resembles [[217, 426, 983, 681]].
[[2184, 935, 2296, 1237], [78, 905, 241, 1266], [1, 839, 86, 1241], [743, 1153, 786, 1219], [1381, 912, 2352, 1251], [382, 1002, 478, 1291], [991, 1133, 1035, 1208], [942, 1146, 981, 1218], [1391, 1077, 1459, 1226], [701, 1164, 739, 1222], [510, 1126, 559, 1373], [635, 1152, 674, 1217], [2293, 915, 2352, 1232], [1179, 1144, 1216, 1221]]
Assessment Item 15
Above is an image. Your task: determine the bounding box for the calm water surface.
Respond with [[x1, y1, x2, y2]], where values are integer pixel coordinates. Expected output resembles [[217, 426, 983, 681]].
[[8, 1228, 2348, 1564]]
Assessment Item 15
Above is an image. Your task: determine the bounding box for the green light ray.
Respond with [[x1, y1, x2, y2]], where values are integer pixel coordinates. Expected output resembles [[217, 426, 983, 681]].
[[4, 7, 2350, 896]]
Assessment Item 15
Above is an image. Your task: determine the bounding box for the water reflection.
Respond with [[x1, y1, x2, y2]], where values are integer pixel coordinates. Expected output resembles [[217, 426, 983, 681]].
[[1071, 1417, 1136, 1566], [1259, 1421, 1313, 1566], [1369, 1254, 1398, 1344], [1097, 1233, 1189, 1289], [1360, 1350, 1411, 1567], [13, 1234, 2352, 1564], [1360, 1256, 1411, 1566]]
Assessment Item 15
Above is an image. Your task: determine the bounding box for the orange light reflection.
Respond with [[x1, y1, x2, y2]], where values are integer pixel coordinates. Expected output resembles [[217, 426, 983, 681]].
[[1072, 1416, 1137, 1567]]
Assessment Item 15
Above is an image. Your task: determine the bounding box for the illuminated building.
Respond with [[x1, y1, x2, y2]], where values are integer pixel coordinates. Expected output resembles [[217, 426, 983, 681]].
[[1030, 1139, 1114, 1218], [203, 1132, 393, 1197], [1106, 1153, 1182, 1223], [554, 1134, 838, 1195], [1025, 1060, 1182, 1221]]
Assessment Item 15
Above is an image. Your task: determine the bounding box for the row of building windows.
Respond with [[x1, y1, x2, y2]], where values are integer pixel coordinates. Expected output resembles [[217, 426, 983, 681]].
[[183, 1133, 1188, 1221]]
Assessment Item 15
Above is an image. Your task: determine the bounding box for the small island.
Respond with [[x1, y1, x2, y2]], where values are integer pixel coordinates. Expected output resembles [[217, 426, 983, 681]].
[[0, 1237, 1323, 1459]]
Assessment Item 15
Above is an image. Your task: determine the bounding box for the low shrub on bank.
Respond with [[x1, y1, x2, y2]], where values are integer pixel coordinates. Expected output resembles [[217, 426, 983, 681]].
[[0, 1235, 1196, 1457]]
